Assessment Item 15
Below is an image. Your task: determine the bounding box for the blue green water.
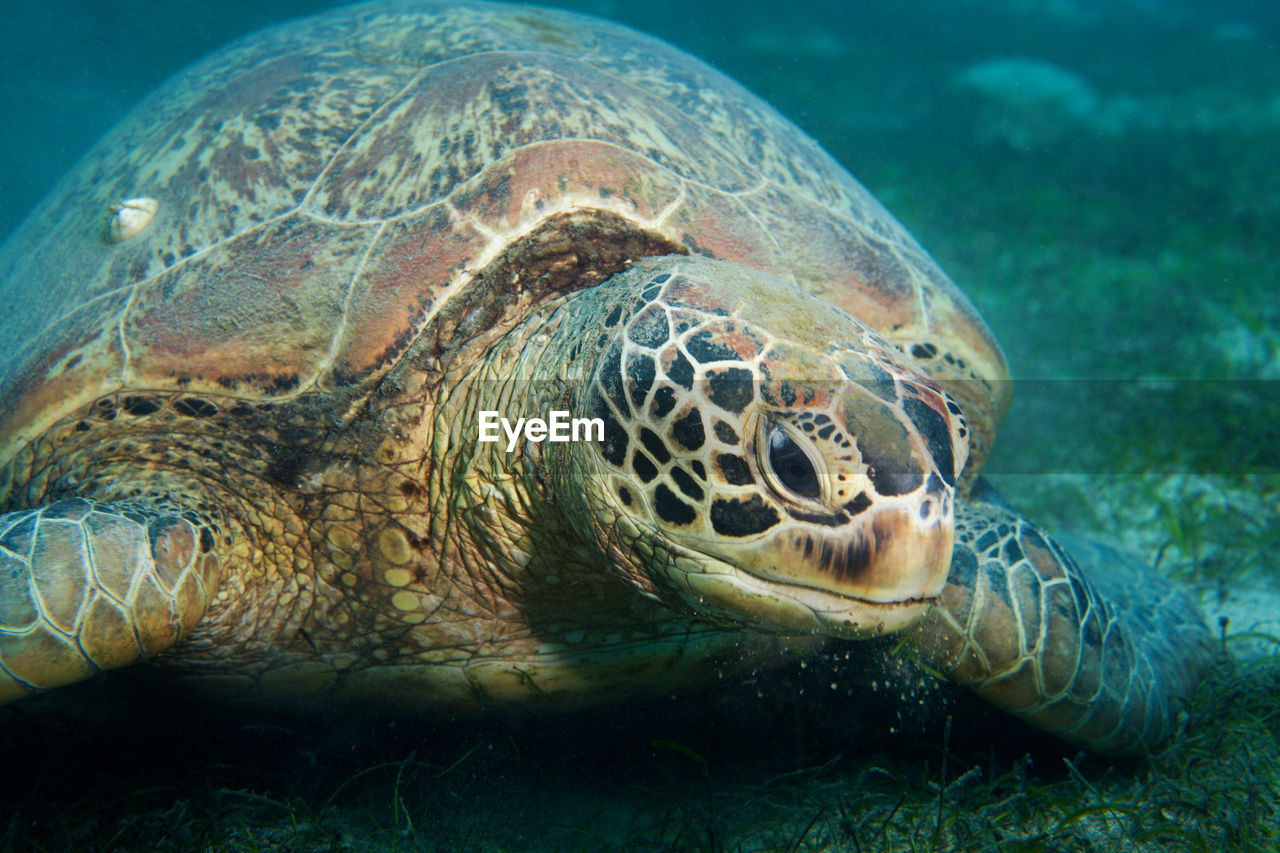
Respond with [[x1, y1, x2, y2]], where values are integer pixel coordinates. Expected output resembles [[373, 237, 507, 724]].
[[1, 0, 1277, 849], [6, 0, 1278, 248]]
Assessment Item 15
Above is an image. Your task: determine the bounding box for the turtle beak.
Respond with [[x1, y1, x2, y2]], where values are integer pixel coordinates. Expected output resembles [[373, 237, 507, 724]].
[[818, 376, 961, 601], [744, 463, 957, 631], [779, 480, 956, 609], [730, 368, 967, 635]]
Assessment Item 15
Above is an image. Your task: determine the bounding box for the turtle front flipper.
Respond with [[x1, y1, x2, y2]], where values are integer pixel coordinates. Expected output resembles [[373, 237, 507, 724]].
[[909, 486, 1214, 754], [0, 498, 221, 703]]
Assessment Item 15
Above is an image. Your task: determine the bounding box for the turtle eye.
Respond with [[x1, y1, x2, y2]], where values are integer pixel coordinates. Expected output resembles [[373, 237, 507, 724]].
[[766, 425, 821, 500]]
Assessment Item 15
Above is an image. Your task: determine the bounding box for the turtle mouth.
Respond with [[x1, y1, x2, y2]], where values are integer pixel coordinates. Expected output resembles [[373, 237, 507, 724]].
[[661, 538, 938, 639], [738, 565, 939, 637], [744, 501, 955, 606]]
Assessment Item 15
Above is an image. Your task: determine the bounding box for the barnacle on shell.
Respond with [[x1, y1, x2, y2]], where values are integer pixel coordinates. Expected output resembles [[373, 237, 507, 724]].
[[107, 197, 159, 242]]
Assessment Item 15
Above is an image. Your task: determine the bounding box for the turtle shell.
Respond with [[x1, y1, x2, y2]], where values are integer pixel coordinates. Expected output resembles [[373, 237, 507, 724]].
[[0, 0, 1008, 470]]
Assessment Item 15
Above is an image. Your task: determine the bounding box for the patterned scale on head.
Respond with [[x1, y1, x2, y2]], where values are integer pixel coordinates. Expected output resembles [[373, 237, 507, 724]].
[[545, 256, 969, 638]]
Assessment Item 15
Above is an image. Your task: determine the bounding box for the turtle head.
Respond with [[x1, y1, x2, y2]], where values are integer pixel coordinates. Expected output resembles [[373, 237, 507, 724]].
[[565, 256, 969, 638]]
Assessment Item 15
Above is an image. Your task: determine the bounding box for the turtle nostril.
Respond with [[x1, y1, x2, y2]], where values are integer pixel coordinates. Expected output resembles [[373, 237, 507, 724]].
[[767, 426, 821, 499]]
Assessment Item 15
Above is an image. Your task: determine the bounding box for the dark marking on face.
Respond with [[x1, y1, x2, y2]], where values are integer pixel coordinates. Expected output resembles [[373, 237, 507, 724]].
[[844, 492, 872, 515], [816, 423, 836, 440], [670, 466, 704, 501], [650, 273, 671, 284], [859, 362, 898, 402], [903, 396, 955, 487], [690, 459, 706, 479], [654, 483, 696, 526], [712, 420, 738, 445], [618, 485, 633, 506], [853, 405, 924, 497], [604, 305, 623, 328], [600, 341, 628, 414], [267, 373, 301, 394], [591, 392, 628, 466], [670, 408, 705, 451], [819, 537, 874, 581], [639, 428, 671, 464], [642, 285, 663, 301], [867, 461, 923, 498], [650, 386, 676, 418], [633, 450, 658, 483], [627, 305, 670, 348], [705, 367, 754, 414], [1003, 537, 1024, 565], [911, 343, 937, 359], [711, 495, 780, 537], [627, 353, 656, 409], [924, 472, 945, 496], [716, 453, 753, 486], [199, 528, 215, 553], [685, 330, 741, 364], [665, 349, 694, 390], [785, 507, 849, 526]]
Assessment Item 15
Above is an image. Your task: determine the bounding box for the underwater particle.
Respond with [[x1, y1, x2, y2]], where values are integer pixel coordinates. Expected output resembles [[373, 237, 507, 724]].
[[107, 197, 159, 242]]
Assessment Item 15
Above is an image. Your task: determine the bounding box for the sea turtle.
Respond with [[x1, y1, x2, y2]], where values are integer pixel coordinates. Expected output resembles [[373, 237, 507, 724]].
[[0, 0, 1211, 754]]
